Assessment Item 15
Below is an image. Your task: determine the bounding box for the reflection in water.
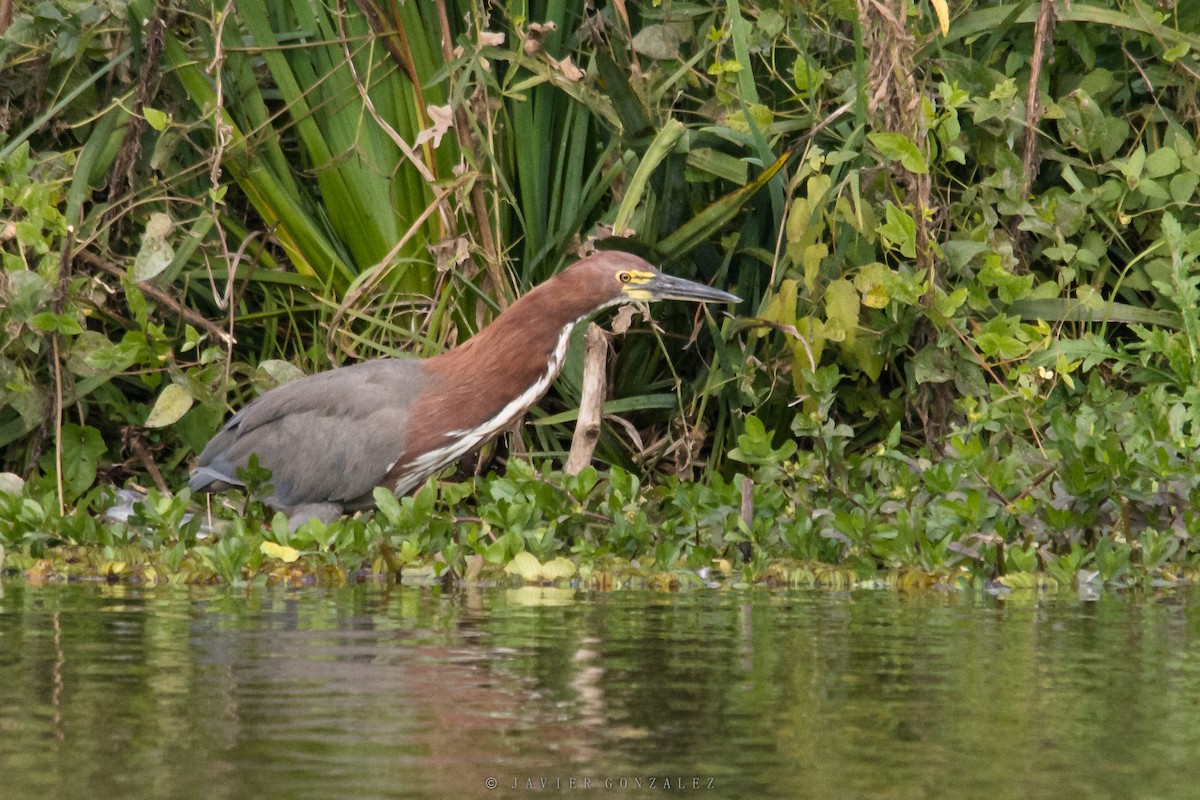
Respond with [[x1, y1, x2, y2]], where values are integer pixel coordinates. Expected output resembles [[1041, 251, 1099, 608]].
[[1, 584, 1199, 799]]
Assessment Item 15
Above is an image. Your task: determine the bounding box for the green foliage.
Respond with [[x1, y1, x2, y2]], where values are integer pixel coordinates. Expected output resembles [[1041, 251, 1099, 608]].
[[4, 0, 1200, 590]]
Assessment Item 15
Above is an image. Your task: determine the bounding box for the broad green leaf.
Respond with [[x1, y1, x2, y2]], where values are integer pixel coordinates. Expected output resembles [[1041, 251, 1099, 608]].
[[729, 415, 797, 465], [45, 423, 106, 501], [877, 203, 917, 258], [1136, 177, 1170, 202], [29, 312, 84, 335], [372, 487, 404, 526], [1169, 172, 1199, 204], [1164, 42, 1190, 62], [914, 346, 954, 384], [758, 9, 785, 37], [868, 132, 928, 174], [932, 287, 968, 318], [849, 332, 884, 381], [7, 270, 52, 318], [79, 333, 142, 374], [1144, 147, 1180, 179], [1099, 118, 1131, 161], [482, 539, 507, 564], [785, 196, 810, 243], [955, 362, 988, 397], [792, 316, 826, 389], [792, 54, 827, 98], [145, 383, 194, 428], [143, 107, 169, 131]]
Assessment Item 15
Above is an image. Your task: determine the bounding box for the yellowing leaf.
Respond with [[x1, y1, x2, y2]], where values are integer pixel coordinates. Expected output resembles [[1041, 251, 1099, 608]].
[[802, 243, 828, 295], [791, 316, 826, 395], [806, 173, 832, 204], [540, 557, 577, 581], [824, 278, 860, 348], [261, 541, 301, 563], [504, 552, 577, 583], [785, 197, 810, 244], [145, 383, 193, 428], [997, 572, 1058, 592], [930, 0, 950, 36], [726, 103, 773, 135], [505, 551, 544, 581], [854, 263, 893, 309], [762, 279, 798, 327]]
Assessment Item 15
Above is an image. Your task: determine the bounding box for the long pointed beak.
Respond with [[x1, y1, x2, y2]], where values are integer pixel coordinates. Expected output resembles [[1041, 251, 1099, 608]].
[[645, 272, 741, 304]]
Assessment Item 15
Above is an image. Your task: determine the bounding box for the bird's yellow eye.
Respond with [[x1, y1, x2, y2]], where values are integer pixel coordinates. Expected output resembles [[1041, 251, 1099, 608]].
[[617, 271, 633, 284]]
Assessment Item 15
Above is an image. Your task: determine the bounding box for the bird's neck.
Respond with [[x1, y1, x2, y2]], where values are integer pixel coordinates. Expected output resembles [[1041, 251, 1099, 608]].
[[423, 273, 606, 424], [436, 273, 603, 380]]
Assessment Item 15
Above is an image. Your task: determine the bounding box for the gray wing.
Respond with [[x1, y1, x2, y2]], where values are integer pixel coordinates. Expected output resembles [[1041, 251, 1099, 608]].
[[189, 359, 427, 507]]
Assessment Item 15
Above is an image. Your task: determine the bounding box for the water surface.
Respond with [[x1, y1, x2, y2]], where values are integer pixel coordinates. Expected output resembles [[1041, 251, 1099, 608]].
[[1, 583, 1197, 799]]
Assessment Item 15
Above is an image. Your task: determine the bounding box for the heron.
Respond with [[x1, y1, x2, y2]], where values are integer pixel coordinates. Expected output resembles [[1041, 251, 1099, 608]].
[[189, 251, 740, 528]]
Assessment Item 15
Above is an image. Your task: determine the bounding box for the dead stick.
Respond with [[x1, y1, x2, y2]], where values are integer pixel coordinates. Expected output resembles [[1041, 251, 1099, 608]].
[[77, 250, 235, 346], [565, 323, 608, 475], [739, 476, 754, 563], [130, 436, 170, 494], [1021, 0, 1056, 197]]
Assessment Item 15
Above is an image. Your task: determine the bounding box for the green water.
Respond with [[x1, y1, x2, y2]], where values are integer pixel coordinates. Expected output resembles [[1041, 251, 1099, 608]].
[[1, 583, 1198, 799]]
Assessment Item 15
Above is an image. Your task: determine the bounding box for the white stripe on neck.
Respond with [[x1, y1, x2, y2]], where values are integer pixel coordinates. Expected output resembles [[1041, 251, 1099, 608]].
[[392, 320, 579, 496]]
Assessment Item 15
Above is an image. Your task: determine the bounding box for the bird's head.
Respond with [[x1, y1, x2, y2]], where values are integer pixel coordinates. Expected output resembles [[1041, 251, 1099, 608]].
[[565, 250, 741, 311]]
